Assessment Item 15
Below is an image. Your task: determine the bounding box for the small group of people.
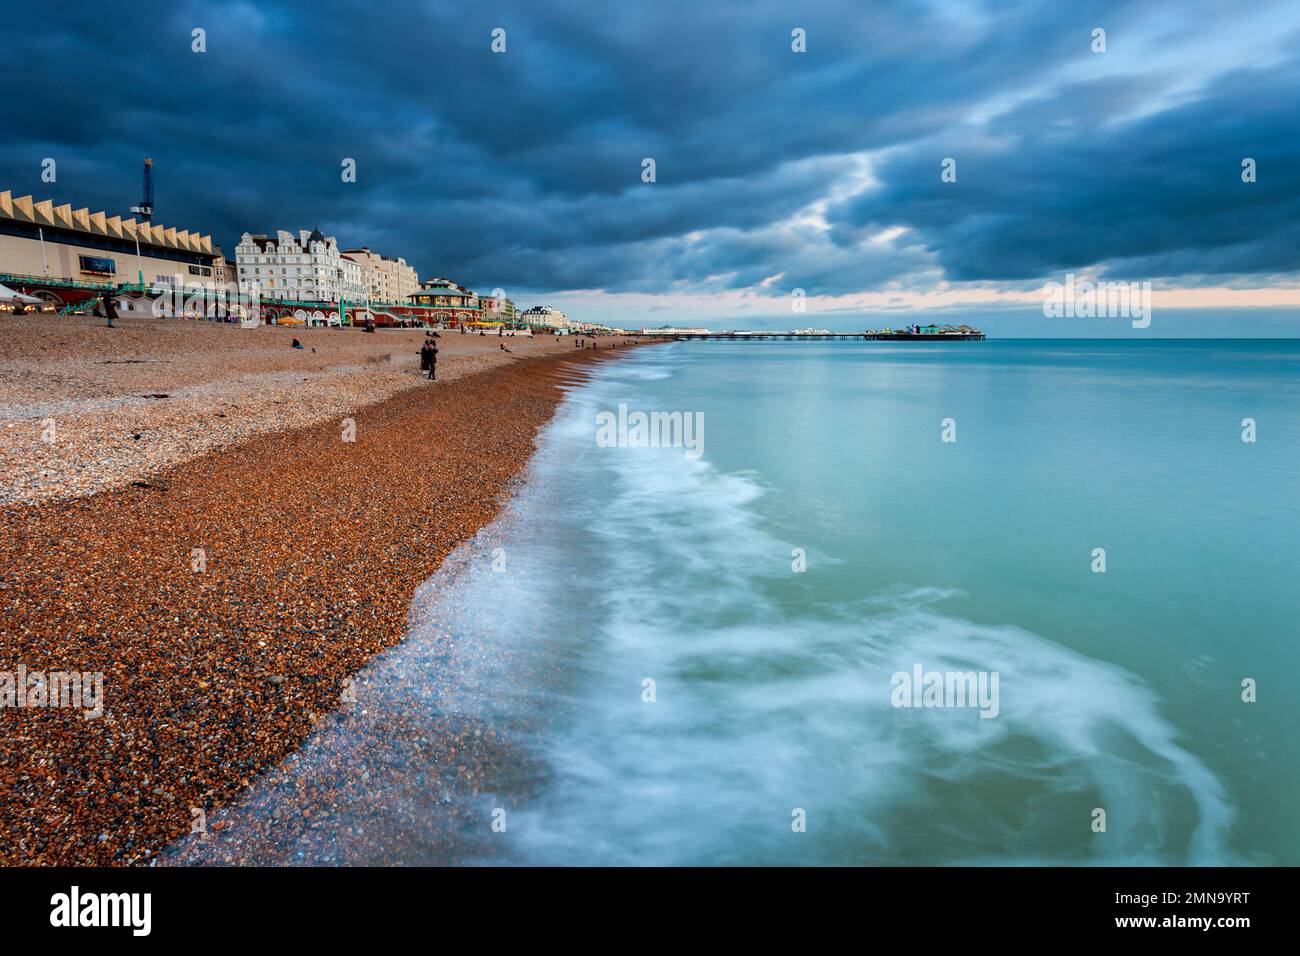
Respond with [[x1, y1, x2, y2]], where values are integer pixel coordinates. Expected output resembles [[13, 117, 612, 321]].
[[419, 333, 439, 380]]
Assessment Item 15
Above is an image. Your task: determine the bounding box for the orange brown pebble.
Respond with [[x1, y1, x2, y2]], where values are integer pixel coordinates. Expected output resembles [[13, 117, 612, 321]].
[[0, 332, 661, 865]]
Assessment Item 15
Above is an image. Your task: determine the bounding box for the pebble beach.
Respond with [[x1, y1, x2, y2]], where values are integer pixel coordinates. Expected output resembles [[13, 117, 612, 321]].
[[0, 315, 653, 865]]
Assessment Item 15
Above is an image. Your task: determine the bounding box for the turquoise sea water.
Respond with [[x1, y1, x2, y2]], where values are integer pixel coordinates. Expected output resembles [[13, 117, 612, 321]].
[[177, 339, 1300, 866], [443, 339, 1299, 865]]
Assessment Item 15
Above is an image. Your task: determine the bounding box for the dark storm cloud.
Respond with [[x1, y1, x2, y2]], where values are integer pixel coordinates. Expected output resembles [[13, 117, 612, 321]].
[[1, 0, 1296, 295], [829, 59, 1300, 283]]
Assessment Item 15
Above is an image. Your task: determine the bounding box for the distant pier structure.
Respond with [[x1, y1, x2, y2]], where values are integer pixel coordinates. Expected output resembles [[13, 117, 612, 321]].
[[657, 324, 985, 342]]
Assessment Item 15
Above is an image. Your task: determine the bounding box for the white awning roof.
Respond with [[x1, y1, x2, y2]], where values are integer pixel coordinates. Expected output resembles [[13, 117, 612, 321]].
[[0, 283, 44, 304]]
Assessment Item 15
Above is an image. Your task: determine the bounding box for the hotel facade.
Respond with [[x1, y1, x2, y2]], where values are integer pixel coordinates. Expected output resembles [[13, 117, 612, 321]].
[[234, 229, 365, 304], [521, 305, 569, 329], [521, 305, 609, 333], [341, 247, 420, 304]]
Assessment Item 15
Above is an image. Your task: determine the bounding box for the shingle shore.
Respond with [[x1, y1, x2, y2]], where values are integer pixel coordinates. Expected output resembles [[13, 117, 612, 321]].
[[0, 332, 650, 865], [0, 315, 608, 506]]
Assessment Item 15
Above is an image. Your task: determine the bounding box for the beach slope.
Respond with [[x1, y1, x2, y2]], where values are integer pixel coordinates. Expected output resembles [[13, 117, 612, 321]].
[[0, 317, 645, 864]]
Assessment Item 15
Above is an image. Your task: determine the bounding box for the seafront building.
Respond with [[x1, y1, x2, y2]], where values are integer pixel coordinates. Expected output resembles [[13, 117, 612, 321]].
[[341, 247, 420, 304], [407, 277, 481, 326], [522, 305, 621, 333], [0, 183, 598, 332], [520, 305, 621, 333], [521, 305, 574, 330], [234, 229, 365, 304], [211, 245, 231, 287], [0, 189, 217, 299], [478, 292, 518, 325]]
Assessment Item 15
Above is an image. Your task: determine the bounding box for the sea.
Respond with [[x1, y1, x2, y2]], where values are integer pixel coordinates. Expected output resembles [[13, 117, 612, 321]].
[[176, 339, 1300, 866]]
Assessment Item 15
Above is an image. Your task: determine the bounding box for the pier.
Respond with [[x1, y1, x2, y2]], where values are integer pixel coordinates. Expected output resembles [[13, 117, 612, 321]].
[[665, 330, 985, 342]]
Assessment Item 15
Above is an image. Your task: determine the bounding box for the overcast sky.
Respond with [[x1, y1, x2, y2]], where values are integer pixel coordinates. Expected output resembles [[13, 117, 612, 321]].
[[4, 0, 1299, 334]]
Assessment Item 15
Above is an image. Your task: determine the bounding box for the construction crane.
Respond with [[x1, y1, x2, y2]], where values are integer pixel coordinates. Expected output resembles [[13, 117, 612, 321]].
[[130, 158, 154, 222]]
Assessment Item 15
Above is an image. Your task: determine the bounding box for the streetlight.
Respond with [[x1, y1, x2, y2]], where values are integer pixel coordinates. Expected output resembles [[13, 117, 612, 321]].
[[134, 231, 143, 292]]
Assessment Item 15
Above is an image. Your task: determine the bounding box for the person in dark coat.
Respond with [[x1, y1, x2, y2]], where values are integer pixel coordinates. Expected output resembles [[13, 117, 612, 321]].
[[427, 342, 438, 380], [419, 341, 432, 372], [101, 291, 118, 328]]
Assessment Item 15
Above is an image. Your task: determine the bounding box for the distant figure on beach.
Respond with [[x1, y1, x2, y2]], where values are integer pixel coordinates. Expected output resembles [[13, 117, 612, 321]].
[[101, 292, 117, 328], [419, 341, 433, 372], [291, 338, 303, 349], [427, 342, 438, 380], [500, 342, 511, 353]]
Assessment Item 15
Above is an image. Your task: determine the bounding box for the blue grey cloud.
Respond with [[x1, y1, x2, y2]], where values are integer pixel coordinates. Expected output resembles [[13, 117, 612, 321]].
[[1, 0, 1297, 298]]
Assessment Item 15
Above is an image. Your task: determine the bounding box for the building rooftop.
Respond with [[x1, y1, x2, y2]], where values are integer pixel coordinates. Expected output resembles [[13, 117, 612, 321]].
[[0, 189, 214, 255]]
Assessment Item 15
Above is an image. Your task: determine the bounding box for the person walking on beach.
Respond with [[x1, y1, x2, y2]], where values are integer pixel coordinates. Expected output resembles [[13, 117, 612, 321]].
[[427, 341, 438, 380], [101, 291, 118, 328], [418, 341, 431, 373]]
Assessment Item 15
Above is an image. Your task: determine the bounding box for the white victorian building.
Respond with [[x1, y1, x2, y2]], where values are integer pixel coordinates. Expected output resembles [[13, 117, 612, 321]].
[[235, 228, 365, 304]]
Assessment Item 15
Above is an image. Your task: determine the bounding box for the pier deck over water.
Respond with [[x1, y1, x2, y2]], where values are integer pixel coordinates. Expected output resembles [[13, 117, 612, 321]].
[[666, 331, 986, 341]]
